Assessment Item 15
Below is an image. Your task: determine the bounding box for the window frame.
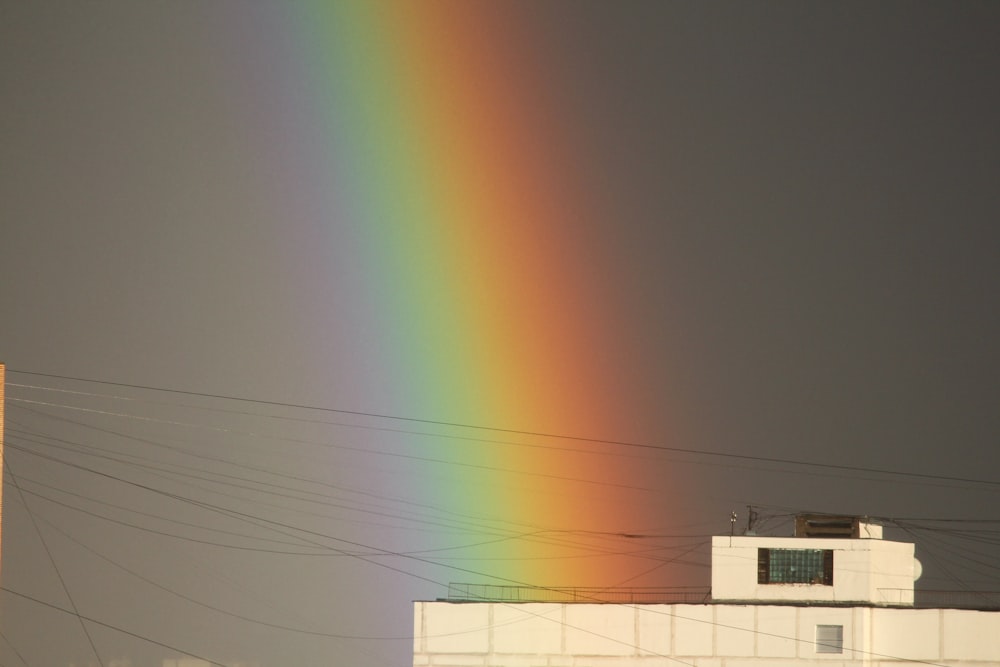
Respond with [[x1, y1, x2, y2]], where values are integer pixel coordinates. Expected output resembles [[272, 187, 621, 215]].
[[757, 548, 834, 585]]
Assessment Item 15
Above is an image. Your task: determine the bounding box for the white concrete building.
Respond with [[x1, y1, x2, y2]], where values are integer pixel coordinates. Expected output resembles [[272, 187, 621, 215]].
[[413, 515, 1000, 666]]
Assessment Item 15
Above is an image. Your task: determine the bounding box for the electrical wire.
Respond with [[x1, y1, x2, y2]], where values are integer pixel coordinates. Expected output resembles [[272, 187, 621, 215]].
[[0, 450, 966, 667], [4, 460, 105, 667], [3, 371, 996, 667], [10, 370, 1000, 489], [6, 435, 694, 566], [0, 629, 28, 667], [0, 587, 229, 667], [19, 508, 414, 641], [8, 399, 718, 561]]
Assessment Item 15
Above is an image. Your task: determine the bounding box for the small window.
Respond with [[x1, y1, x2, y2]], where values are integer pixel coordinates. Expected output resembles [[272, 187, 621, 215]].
[[758, 548, 833, 585], [816, 624, 843, 653]]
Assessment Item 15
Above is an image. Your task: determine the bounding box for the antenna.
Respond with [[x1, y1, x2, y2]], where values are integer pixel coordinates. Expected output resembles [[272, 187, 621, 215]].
[[746, 505, 759, 535]]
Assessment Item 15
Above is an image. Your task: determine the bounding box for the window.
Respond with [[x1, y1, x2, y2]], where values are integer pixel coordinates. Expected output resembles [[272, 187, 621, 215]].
[[815, 624, 843, 653], [758, 548, 833, 585]]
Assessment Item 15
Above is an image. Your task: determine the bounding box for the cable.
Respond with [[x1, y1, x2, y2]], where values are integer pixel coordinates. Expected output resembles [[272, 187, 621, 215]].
[[4, 460, 105, 667], [0, 587, 229, 667], [12, 476, 690, 563], [0, 629, 29, 667], [13, 396, 992, 584], [8, 439, 967, 667], [19, 509, 412, 641], [7, 434, 692, 565], [8, 398, 719, 561], [6, 442, 669, 592], [7, 397, 662, 493], [3, 434, 966, 666], [10, 369, 1000, 489], [5, 372, 994, 666]]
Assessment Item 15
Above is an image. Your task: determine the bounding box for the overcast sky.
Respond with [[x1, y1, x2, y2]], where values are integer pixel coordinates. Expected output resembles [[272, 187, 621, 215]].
[[2, 2, 999, 666]]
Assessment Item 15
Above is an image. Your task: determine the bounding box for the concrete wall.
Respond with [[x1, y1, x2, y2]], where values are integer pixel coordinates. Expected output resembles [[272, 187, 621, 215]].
[[414, 601, 1000, 666], [711, 536, 915, 605]]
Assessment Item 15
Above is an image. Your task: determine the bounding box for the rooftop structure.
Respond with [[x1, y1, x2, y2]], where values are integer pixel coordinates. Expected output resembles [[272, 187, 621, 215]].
[[414, 514, 1000, 666], [711, 515, 918, 607]]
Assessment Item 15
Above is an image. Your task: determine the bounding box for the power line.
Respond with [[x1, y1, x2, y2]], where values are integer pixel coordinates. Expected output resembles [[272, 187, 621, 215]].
[[10, 369, 999, 489], [20, 509, 413, 641], [1, 437, 970, 667], [0, 587, 230, 667], [7, 397, 662, 493], [6, 442, 677, 591], [12, 373, 999, 580], [4, 370, 995, 666], [0, 629, 29, 667], [4, 460, 105, 667], [7, 428, 684, 564]]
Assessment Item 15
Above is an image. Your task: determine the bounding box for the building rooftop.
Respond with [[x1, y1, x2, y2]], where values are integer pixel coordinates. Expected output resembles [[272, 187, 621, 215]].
[[441, 515, 1000, 611]]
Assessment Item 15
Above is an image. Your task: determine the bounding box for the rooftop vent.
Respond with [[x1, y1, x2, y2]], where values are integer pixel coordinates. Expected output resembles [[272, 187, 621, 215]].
[[795, 514, 880, 539]]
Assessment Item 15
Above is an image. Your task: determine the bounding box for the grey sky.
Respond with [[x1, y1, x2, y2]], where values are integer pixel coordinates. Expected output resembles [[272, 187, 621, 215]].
[[2, 2, 998, 666]]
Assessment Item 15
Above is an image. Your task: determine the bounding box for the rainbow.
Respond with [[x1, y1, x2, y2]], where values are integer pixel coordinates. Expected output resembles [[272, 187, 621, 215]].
[[220, 2, 687, 588]]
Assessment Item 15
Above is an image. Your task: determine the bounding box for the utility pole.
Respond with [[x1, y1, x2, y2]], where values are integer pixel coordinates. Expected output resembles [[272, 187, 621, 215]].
[[0, 362, 5, 583]]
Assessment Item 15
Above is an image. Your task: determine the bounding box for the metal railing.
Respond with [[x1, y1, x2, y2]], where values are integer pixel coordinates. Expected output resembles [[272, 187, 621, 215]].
[[446, 583, 712, 604], [446, 585, 1000, 609]]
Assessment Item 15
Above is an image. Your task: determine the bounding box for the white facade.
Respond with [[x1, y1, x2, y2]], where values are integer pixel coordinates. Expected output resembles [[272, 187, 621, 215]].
[[413, 601, 1000, 666], [711, 532, 917, 606], [414, 522, 999, 666]]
